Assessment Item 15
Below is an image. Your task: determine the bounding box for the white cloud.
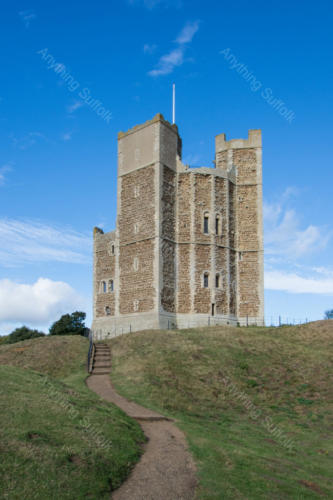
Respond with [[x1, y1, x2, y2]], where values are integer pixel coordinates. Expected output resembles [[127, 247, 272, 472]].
[[264, 188, 333, 296], [143, 43, 157, 54], [0, 278, 87, 332], [67, 100, 84, 114], [19, 10, 36, 28], [62, 132, 73, 141], [0, 164, 12, 186], [0, 218, 91, 267], [10, 132, 47, 150], [148, 20, 200, 77], [265, 270, 333, 294], [149, 48, 184, 77], [128, 0, 182, 9], [264, 188, 330, 258], [175, 20, 200, 44]]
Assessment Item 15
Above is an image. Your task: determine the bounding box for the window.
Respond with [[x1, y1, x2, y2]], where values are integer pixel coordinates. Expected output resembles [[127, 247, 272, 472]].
[[134, 299, 139, 312], [133, 257, 139, 271], [105, 306, 111, 316], [203, 272, 209, 288], [108, 242, 115, 256], [215, 274, 220, 288], [211, 303, 215, 316], [203, 215, 209, 234], [134, 223, 139, 234], [134, 185, 140, 198], [108, 279, 114, 292], [239, 252, 243, 261], [102, 281, 106, 293], [215, 216, 220, 235]]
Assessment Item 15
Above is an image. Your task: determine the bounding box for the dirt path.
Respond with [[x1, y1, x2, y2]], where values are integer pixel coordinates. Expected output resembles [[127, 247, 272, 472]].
[[86, 351, 197, 500]]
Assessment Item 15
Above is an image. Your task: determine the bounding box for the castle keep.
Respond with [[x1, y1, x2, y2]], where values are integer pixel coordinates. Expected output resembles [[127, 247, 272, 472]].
[[92, 114, 264, 338]]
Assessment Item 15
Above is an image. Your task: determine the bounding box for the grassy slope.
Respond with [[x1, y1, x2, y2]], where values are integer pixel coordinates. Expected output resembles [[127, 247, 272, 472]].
[[108, 321, 333, 499], [0, 336, 145, 499], [0, 335, 89, 378]]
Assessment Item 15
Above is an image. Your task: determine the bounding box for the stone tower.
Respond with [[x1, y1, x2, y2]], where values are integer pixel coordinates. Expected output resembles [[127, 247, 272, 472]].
[[92, 114, 264, 338]]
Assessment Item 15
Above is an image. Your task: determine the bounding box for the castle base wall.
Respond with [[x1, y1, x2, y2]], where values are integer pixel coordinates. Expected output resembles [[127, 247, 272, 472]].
[[92, 312, 264, 340]]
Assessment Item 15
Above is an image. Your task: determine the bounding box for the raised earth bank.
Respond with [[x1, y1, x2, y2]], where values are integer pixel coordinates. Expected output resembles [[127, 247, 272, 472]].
[[107, 321, 333, 499], [0, 336, 144, 499]]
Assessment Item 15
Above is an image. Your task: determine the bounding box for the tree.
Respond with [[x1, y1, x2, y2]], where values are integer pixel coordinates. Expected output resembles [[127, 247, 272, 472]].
[[49, 311, 89, 336], [4, 326, 45, 344], [324, 309, 333, 320]]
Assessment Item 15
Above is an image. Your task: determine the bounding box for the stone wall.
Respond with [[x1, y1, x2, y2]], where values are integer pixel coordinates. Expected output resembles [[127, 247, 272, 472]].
[[161, 166, 177, 312], [119, 239, 155, 314], [118, 165, 156, 314], [233, 147, 262, 319], [94, 230, 116, 318]]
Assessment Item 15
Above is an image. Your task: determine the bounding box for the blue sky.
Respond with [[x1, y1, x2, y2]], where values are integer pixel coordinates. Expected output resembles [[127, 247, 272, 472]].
[[0, 0, 332, 333]]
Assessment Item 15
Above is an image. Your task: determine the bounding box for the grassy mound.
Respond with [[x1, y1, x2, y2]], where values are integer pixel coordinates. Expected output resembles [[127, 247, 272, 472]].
[[0, 336, 145, 499], [109, 321, 333, 499], [0, 335, 89, 378]]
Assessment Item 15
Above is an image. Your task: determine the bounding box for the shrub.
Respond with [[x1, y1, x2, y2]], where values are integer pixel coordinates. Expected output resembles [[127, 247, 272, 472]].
[[4, 326, 45, 345]]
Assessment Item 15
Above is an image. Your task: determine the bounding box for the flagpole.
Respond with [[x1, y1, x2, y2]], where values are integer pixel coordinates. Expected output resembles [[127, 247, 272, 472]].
[[172, 83, 175, 124]]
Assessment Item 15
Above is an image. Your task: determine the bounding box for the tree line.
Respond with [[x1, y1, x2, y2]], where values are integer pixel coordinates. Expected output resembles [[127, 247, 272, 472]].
[[0, 311, 89, 345]]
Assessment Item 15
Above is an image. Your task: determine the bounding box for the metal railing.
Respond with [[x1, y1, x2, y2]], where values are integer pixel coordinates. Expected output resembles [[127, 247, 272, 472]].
[[87, 332, 95, 374]]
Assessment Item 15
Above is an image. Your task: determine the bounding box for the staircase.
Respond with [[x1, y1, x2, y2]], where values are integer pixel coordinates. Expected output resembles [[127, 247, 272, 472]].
[[91, 343, 111, 375]]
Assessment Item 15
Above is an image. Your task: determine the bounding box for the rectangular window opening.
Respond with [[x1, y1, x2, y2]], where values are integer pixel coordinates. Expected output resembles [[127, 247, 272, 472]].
[[204, 273, 209, 288], [204, 216, 209, 234]]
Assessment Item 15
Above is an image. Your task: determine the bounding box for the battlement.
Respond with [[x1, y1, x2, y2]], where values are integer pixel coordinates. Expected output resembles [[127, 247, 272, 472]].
[[118, 113, 179, 140], [215, 129, 261, 152]]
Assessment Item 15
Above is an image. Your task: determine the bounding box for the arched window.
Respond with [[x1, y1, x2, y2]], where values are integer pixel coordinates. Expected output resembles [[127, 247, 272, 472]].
[[203, 214, 209, 234], [105, 306, 111, 316], [108, 279, 114, 292], [102, 281, 106, 293], [203, 272, 209, 288], [215, 274, 220, 288], [111, 244, 115, 255]]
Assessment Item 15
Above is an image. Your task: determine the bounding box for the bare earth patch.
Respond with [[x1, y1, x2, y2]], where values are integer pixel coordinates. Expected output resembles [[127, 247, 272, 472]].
[[87, 371, 197, 500]]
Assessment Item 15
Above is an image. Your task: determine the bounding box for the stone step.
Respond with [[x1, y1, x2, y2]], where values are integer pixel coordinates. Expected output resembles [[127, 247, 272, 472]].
[[92, 369, 111, 375], [94, 362, 111, 368]]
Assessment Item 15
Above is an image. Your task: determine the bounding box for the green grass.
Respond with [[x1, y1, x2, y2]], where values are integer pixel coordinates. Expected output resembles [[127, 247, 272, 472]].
[[0, 336, 145, 499], [0, 335, 89, 378], [108, 321, 333, 499]]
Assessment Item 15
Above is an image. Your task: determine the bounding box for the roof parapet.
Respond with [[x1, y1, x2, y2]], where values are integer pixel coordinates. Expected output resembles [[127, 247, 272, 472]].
[[118, 113, 179, 140], [215, 129, 261, 151]]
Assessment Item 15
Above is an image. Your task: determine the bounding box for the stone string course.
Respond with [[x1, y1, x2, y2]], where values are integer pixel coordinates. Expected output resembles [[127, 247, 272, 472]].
[[92, 114, 264, 338]]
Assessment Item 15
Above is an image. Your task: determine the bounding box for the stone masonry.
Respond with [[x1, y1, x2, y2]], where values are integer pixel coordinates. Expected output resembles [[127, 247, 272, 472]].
[[92, 114, 264, 339]]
